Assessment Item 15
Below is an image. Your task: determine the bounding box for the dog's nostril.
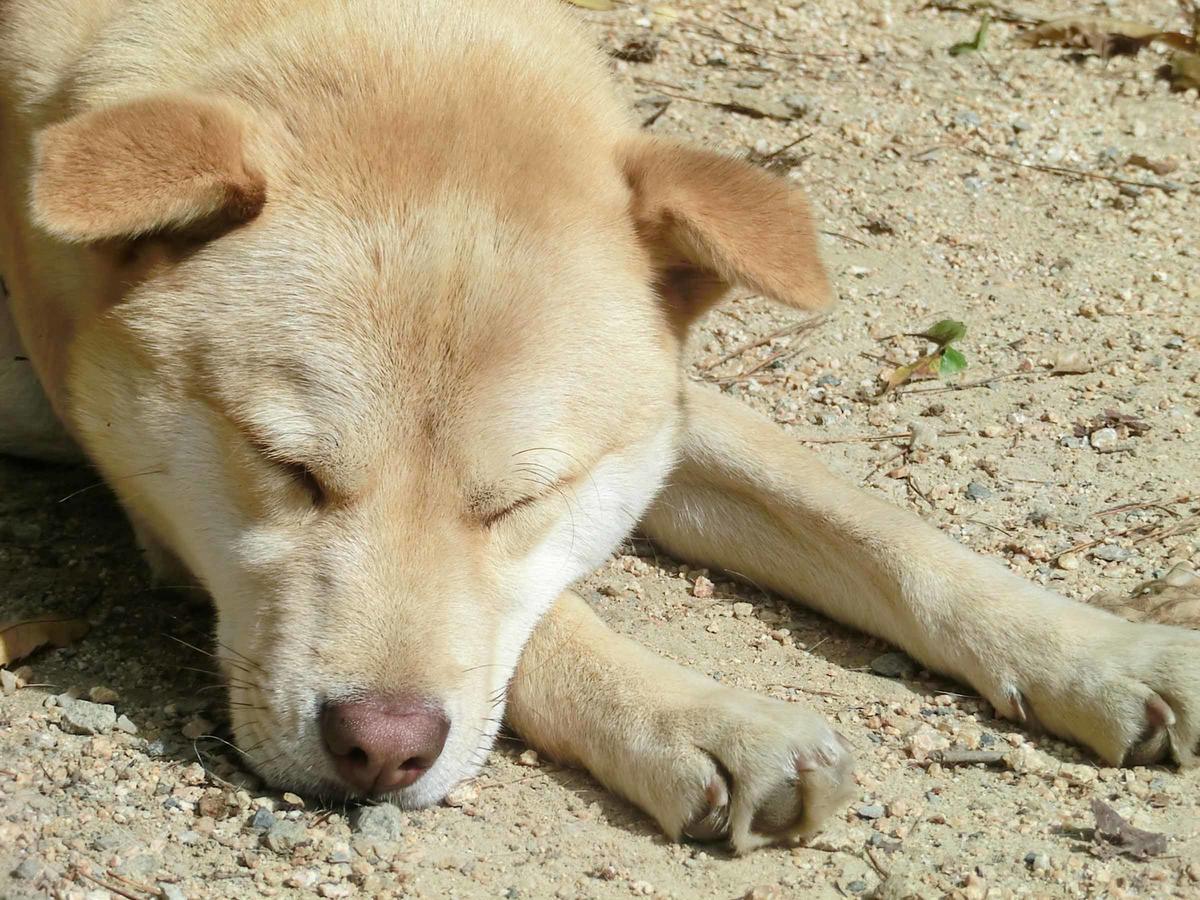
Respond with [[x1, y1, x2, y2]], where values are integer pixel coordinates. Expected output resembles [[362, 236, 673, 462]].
[[319, 695, 450, 797]]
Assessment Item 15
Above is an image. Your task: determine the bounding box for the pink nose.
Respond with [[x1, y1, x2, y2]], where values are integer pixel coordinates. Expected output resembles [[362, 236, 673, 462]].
[[320, 695, 449, 796]]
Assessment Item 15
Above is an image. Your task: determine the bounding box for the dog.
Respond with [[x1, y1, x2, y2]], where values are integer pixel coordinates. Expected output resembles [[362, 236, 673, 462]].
[[2, 0, 1197, 855]]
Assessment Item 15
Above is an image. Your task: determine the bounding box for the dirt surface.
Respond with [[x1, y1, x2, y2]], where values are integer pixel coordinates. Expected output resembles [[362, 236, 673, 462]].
[[3, 1, 1200, 897]]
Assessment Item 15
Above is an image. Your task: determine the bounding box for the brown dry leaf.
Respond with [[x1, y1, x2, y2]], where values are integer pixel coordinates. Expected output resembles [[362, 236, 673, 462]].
[[718, 90, 796, 121], [611, 37, 659, 63], [563, 0, 617, 10], [1169, 50, 1200, 88], [1015, 17, 1194, 58], [883, 352, 943, 394], [1074, 408, 1151, 439], [1089, 799, 1168, 860], [0, 616, 91, 666], [1126, 154, 1180, 176], [1089, 563, 1200, 629]]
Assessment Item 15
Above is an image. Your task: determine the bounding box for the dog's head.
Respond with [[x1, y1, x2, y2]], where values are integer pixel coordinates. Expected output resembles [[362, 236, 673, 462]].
[[31, 90, 829, 803]]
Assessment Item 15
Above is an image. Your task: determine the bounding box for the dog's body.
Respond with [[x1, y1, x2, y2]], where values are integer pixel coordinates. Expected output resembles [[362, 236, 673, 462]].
[[2, 0, 1198, 853]]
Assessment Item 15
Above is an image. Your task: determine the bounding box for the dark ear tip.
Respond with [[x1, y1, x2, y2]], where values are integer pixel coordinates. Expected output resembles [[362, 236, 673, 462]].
[[224, 172, 267, 224]]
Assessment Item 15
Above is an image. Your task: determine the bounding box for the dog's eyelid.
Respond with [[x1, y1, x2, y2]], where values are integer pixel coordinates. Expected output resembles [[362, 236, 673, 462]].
[[474, 475, 574, 528], [247, 439, 328, 506], [276, 457, 327, 505], [479, 494, 539, 528]]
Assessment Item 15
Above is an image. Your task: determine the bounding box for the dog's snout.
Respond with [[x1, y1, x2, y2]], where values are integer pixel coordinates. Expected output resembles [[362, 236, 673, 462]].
[[320, 695, 450, 796]]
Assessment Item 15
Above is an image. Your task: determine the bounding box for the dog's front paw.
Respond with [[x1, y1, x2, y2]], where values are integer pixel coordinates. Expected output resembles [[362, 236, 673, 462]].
[[998, 609, 1200, 768], [614, 689, 855, 854]]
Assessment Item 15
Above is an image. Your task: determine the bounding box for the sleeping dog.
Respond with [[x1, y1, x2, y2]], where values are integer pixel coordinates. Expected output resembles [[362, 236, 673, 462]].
[[2, 0, 1196, 854]]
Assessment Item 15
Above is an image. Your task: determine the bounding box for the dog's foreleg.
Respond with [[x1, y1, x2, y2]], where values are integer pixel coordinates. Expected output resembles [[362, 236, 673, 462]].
[[640, 383, 1200, 768], [504, 590, 854, 853]]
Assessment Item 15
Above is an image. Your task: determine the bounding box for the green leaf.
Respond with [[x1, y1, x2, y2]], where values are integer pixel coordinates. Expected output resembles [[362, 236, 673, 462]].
[[940, 347, 969, 376], [919, 319, 968, 347], [564, 0, 617, 9], [949, 15, 991, 56]]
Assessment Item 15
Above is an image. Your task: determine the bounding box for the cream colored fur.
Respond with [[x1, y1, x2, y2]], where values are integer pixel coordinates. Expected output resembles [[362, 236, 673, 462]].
[[2, 0, 1197, 855]]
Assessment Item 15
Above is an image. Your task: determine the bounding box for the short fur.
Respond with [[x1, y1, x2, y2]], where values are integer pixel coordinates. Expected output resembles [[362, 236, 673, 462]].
[[2, 0, 1197, 855]]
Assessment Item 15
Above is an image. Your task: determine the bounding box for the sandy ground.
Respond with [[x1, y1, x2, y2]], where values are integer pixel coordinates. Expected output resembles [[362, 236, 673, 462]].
[[3, 1, 1200, 897]]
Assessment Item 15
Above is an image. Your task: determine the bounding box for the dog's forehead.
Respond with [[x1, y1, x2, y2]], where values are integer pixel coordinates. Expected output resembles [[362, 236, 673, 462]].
[[172, 198, 669, 464], [218, 200, 633, 374]]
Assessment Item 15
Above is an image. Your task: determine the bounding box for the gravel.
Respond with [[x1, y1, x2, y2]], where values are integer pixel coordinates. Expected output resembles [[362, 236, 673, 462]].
[[263, 819, 310, 854], [57, 698, 117, 735], [349, 804, 405, 841], [1090, 427, 1120, 450], [870, 652, 918, 679], [3, 1, 1199, 897], [965, 481, 993, 502], [1093, 544, 1132, 562], [11, 858, 42, 881]]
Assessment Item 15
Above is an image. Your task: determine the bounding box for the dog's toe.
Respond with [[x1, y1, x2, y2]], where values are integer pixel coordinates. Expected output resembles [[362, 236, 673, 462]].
[[664, 694, 855, 854]]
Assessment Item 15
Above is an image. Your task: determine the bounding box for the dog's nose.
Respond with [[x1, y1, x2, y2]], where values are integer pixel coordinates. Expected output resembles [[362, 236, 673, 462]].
[[320, 695, 450, 795]]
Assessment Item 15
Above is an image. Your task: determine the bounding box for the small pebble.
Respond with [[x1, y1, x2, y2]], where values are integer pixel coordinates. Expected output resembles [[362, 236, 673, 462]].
[[1089, 427, 1119, 450], [1004, 745, 1050, 774], [181, 717, 213, 740], [965, 482, 993, 502], [908, 421, 938, 449], [782, 94, 812, 116], [264, 819, 309, 854], [1051, 350, 1092, 374], [12, 857, 43, 880], [350, 804, 406, 841], [692, 576, 715, 598], [856, 802, 886, 820], [249, 808, 276, 832], [1057, 553, 1080, 571], [60, 699, 118, 735], [1025, 851, 1051, 872], [906, 725, 950, 763], [1092, 544, 1131, 562], [732, 601, 754, 619], [444, 781, 480, 808], [88, 685, 120, 704], [870, 652, 917, 679], [517, 749, 540, 767]]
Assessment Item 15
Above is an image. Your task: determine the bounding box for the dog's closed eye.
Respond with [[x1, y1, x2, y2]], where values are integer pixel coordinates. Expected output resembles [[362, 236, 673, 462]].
[[273, 457, 326, 507], [477, 494, 539, 529], [472, 480, 575, 529], [249, 443, 327, 508]]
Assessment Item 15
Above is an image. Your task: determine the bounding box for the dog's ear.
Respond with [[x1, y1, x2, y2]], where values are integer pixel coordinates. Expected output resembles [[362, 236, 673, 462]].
[[30, 94, 266, 243], [621, 137, 832, 330]]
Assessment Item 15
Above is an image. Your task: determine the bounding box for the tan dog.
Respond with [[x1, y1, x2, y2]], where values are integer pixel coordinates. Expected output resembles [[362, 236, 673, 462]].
[[2, 0, 1197, 855]]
